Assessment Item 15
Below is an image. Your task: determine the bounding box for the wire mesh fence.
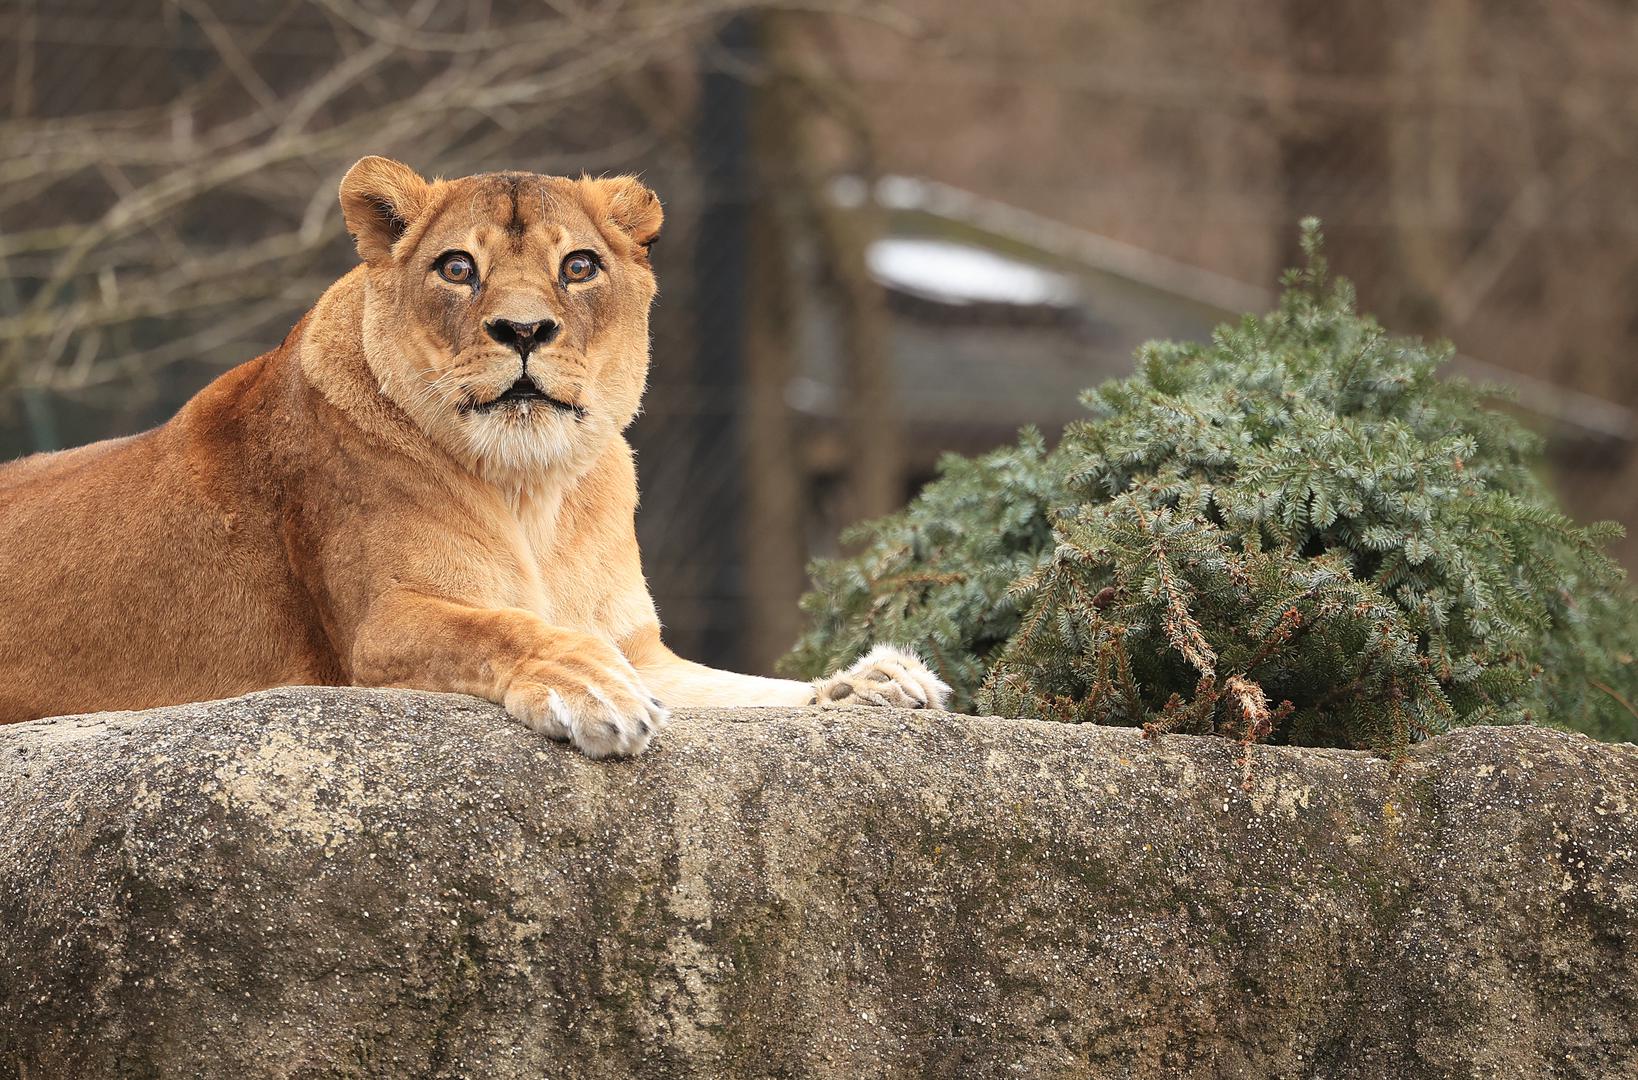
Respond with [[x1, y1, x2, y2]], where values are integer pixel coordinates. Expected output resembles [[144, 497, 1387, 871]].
[[2, 0, 1635, 672]]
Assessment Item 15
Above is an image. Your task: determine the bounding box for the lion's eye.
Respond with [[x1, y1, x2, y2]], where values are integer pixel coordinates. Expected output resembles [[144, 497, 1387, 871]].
[[561, 251, 599, 284], [436, 251, 477, 286]]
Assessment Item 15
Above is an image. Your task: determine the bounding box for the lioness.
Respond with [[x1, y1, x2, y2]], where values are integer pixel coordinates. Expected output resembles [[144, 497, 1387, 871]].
[[0, 157, 947, 757]]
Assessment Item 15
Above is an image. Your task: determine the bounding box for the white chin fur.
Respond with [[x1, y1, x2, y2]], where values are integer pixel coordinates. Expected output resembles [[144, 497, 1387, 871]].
[[459, 410, 583, 475]]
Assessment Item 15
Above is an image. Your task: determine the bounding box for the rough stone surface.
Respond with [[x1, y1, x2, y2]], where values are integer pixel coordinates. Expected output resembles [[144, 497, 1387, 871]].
[[1, 687, 1635, 1079]]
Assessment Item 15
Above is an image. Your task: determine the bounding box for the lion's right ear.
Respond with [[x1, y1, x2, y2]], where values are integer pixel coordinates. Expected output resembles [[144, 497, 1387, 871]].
[[339, 156, 432, 265]]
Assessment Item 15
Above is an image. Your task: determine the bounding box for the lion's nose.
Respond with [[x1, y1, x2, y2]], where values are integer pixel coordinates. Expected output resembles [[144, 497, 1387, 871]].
[[484, 317, 560, 360]]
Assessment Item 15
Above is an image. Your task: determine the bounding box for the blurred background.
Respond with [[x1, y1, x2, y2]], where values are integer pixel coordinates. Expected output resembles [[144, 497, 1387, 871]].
[[2, 0, 1634, 674]]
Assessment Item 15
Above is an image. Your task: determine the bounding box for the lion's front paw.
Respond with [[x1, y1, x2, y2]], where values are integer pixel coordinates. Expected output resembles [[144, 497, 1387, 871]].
[[810, 645, 951, 710], [503, 644, 667, 759]]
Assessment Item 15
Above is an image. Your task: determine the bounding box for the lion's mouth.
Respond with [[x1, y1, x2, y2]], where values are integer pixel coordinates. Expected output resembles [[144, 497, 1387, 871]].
[[470, 377, 585, 418]]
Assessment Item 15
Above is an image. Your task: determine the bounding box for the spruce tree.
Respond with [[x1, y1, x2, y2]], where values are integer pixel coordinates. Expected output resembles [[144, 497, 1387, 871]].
[[784, 223, 1638, 750]]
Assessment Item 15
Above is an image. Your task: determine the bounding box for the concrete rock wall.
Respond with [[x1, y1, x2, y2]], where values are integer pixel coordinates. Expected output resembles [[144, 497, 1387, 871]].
[[1, 687, 1634, 1078]]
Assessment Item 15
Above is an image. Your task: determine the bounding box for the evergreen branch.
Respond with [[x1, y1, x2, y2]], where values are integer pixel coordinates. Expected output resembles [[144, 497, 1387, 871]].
[[786, 224, 1638, 751]]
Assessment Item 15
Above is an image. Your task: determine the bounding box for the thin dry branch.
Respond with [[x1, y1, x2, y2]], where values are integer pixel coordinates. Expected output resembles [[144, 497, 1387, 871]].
[[1, 0, 869, 395]]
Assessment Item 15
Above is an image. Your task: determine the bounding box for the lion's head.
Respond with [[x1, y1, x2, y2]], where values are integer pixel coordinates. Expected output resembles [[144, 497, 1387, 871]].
[[337, 156, 663, 479]]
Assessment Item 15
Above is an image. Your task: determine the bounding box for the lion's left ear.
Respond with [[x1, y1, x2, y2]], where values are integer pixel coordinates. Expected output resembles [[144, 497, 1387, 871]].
[[583, 175, 663, 255]]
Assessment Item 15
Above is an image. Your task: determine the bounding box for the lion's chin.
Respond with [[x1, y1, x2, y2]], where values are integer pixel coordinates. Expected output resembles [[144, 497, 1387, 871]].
[[457, 409, 588, 479]]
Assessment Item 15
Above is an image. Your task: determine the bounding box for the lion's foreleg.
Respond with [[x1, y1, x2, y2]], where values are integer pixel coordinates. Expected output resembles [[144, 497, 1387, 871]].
[[350, 590, 665, 757], [619, 626, 953, 710], [634, 652, 816, 708]]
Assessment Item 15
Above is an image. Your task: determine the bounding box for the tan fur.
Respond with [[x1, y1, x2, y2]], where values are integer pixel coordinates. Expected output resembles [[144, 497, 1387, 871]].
[[0, 158, 947, 757]]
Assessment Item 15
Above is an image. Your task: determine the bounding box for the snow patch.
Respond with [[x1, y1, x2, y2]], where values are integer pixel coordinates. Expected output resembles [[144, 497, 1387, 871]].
[[866, 236, 1079, 309]]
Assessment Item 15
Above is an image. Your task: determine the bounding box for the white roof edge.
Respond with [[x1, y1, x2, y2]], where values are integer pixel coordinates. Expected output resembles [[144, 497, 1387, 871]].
[[868, 175, 1274, 315], [1449, 354, 1635, 443]]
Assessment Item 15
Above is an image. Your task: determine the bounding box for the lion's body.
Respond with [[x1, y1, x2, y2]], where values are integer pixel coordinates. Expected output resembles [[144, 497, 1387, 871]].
[[0, 270, 660, 722], [0, 161, 946, 755]]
